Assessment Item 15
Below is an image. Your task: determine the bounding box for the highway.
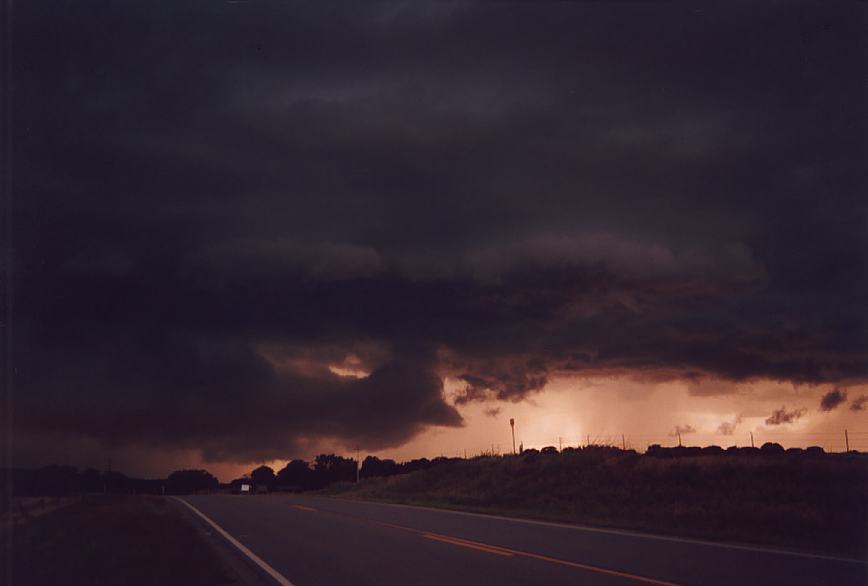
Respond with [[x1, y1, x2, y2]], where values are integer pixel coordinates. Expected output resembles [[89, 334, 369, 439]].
[[177, 494, 867, 586]]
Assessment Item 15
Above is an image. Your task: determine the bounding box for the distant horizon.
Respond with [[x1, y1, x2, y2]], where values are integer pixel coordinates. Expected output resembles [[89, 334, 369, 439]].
[[14, 436, 868, 486]]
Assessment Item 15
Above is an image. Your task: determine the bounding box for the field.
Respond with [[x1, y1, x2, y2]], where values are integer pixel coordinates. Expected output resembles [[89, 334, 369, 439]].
[[327, 448, 868, 558], [6, 495, 239, 586]]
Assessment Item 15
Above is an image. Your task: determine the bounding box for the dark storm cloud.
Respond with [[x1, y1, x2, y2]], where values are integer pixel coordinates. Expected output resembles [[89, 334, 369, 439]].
[[819, 388, 848, 412], [15, 330, 460, 463], [454, 361, 548, 405], [12, 1, 868, 465], [765, 406, 807, 426]]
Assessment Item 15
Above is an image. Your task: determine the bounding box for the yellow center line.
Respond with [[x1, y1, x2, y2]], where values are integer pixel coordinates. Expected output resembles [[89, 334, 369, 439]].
[[423, 533, 514, 557], [420, 529, 678, 585], [368, 518, 679, 586], [291, 504, 680, 586], [514, 550, 679, 586], [291, 504, 317, 512]]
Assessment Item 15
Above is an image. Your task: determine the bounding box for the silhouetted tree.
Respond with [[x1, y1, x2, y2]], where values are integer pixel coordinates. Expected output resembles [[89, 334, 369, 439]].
[[276, 460, 313, 491], [360, 456, 401, 479], [402, 458, 431, 474], [313, 454, 356, 487], [166, 469, 218, 494], [251, 465, 276, 490], [760, 442, 785, 454]]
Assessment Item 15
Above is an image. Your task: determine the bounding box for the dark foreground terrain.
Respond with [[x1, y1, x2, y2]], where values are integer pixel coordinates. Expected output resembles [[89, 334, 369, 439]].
[[327, 448, 868, 558], [6, 495, 239, 586], [4, 481, 866, 586]]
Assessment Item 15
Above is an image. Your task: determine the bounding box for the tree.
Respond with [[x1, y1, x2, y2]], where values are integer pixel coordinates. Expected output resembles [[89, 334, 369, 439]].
[[360, 456, 400, 479], [166, 469, 218, 494], [313, 454, 356, 487], [760, 442, 785, 454], [276, 460, 313, 490], [251, 465, 276, 489]]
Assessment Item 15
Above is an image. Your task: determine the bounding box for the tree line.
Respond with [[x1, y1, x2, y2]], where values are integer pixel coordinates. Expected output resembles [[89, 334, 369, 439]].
[[5, 465, 219, 498], [10, 442, 847, 501], [4, 454, 458, 499], [232, 454, 456, 492]]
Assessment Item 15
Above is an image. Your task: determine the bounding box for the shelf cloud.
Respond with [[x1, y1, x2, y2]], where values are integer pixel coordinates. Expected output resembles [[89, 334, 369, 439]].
[[12, 2, 867, 467]]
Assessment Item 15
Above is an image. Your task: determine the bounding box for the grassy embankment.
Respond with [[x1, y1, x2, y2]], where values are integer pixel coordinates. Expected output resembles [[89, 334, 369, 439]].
[[8, 495, 238, 586], [326, 448, 868, 558]]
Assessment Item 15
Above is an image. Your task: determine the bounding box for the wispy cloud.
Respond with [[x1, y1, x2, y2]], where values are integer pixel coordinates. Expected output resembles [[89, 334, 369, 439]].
[[765, 406, 807, 426]]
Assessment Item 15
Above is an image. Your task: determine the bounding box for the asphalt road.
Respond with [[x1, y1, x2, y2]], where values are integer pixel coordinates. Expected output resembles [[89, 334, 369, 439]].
[[177, 494, 867, 586]]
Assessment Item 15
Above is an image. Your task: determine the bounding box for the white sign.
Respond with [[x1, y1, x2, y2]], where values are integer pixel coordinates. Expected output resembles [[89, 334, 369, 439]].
[[241, 484, 251, 493]]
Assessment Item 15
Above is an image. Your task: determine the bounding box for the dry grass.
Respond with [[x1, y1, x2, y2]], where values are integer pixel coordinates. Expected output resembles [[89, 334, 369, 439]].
[[328, 449, 868, 558], [8, 495, 238, 586]]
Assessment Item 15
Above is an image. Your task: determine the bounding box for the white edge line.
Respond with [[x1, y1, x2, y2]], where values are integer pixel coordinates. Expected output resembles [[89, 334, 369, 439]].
[[320, 496, 867, 565], [172, 496, 296, 586]]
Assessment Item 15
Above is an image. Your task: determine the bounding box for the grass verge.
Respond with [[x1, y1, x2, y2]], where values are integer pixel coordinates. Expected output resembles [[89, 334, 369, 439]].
[[9, 494, 239, 586], [324, 449, 868, 559]]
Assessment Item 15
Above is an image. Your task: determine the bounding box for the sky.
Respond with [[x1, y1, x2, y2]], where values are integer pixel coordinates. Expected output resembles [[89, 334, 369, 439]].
[[10, 1, 868, 481]]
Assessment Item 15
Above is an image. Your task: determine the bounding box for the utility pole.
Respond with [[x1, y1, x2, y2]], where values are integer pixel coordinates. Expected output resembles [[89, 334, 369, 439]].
[[845, 429, 850, 452], [558, 437, 562, 452], [509, 418, 516, 455], [622, 434, 626, 451], [586, 434, 590, 447], [356, 446, 360, 483], [677, 431, 682, 447], [750, 432, 755, 448]]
